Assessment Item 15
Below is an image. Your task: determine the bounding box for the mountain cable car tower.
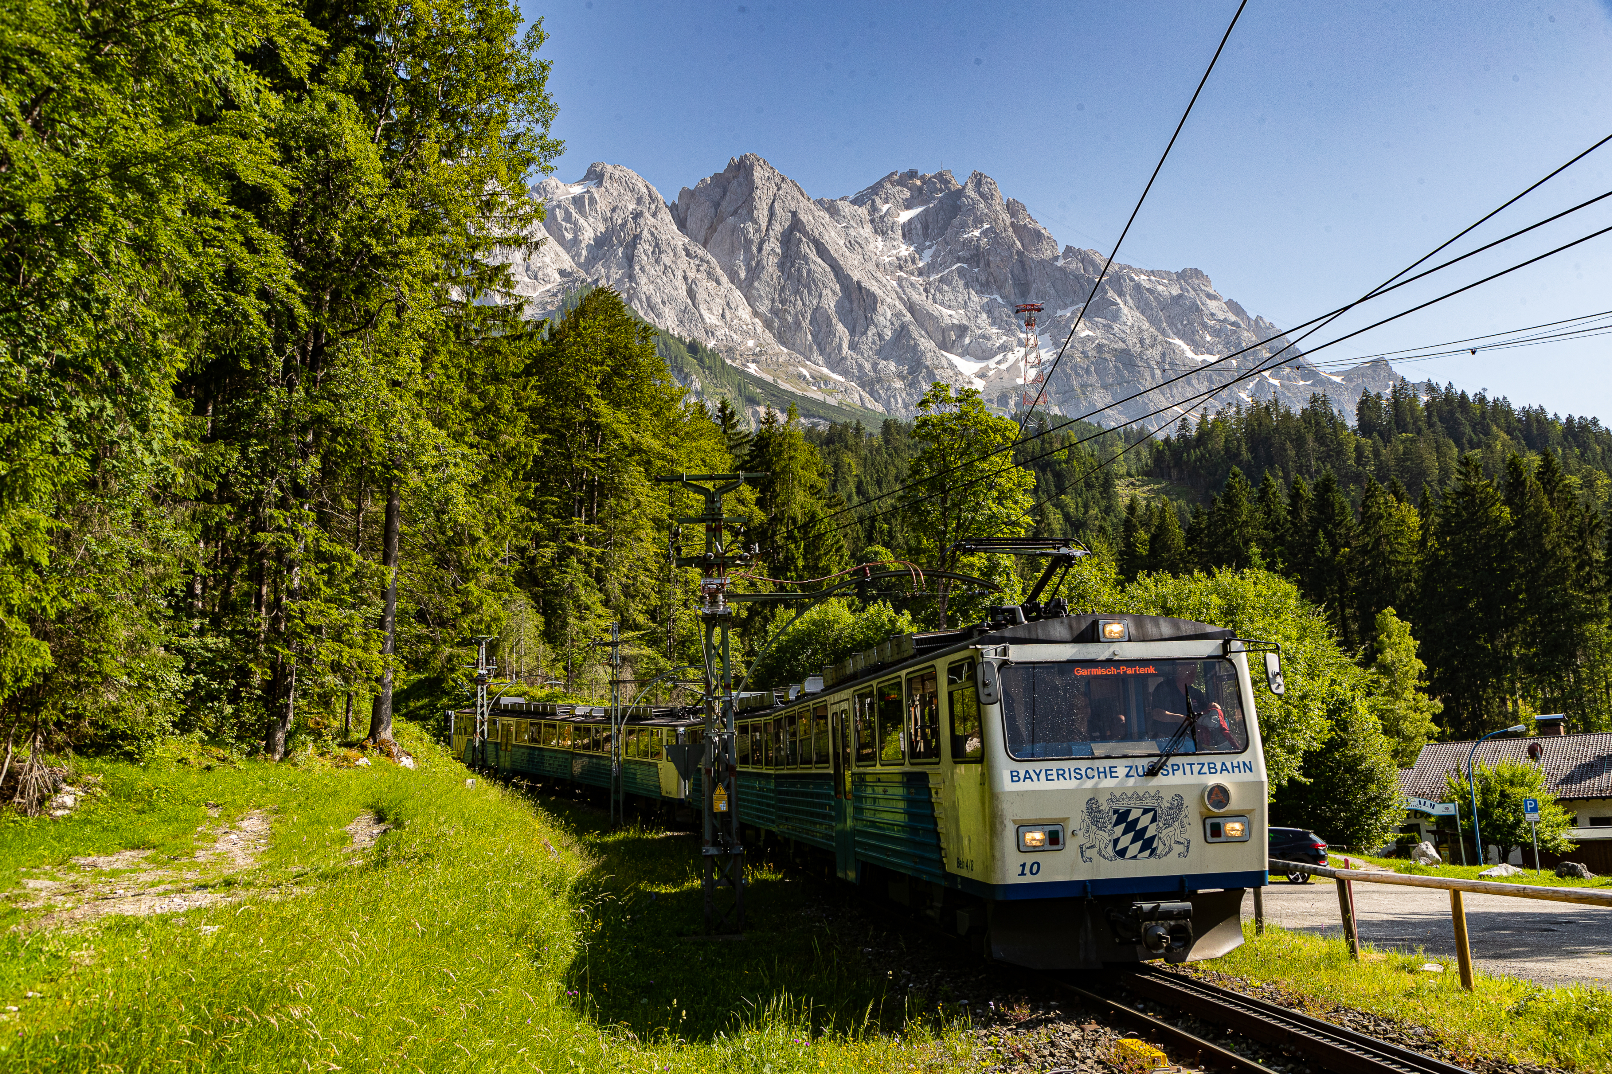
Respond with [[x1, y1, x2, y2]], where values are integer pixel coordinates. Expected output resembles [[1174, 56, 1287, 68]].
[[1015, 302, 1046, 412]]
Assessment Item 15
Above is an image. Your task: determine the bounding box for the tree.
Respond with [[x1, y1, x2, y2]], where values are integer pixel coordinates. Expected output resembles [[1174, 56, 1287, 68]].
[[1440, 761, 1573, 864], [1273, 694, 1405, 852], [1119, 497, 1150, 582], [1366, 608, 1441, 767], [742, 406, 845, 582], [1353, 479, 1421, 659], [746, 600, 916, 690], [1146, 503, 1191, 575], [1199, 468, 1262, 570], [1119, 568, 1344, 788], [902, 383, 1035, 627], [1419, 455, 1515, 737]]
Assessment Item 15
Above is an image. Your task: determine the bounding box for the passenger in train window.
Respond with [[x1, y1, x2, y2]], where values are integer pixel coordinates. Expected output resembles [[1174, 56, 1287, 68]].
[[1088, 678, 1128, 741], [1148, 663, 1220, 741], [853, 691, 876, 765], [877, 680, 904, 764], [907, 670, 940, 762], [947, 660, 983, 761]]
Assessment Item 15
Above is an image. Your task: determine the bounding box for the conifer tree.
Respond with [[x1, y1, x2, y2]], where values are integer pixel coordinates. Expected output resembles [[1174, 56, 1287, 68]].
[[1419, 455, 1515, 737], [1119, 498, 1150, 581], [1256, 472, 1290, 573], [1202, 467, 1261, 570], [1146, 504, 1191, 575], [743, 406, 846, 582], [1367, 608, 1441, 766], [1353, 477, 1421, 658]]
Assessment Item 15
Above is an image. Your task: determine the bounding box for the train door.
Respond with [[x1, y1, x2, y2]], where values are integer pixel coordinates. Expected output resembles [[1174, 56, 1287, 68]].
[[943, 657, 987, 881], [831, 701, 856, 880]]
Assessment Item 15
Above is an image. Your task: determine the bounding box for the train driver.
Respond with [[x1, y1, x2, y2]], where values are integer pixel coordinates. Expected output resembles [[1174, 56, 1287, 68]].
[[1147, 662, 1232, 748]]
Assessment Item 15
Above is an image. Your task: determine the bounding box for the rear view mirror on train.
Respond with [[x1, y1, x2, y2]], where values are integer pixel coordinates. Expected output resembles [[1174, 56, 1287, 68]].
[[978, 660, 1000, 706], [1264, 652, 1285, 696]]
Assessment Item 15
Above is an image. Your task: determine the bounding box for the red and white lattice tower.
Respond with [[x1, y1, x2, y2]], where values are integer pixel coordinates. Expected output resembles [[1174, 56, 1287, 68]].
[[1015, 302, 1046, 410]]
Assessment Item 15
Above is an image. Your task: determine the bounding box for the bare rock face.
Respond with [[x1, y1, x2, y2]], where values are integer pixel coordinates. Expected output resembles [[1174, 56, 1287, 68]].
[[673, 154, 961, 414], [504, 156, 1402, 421]]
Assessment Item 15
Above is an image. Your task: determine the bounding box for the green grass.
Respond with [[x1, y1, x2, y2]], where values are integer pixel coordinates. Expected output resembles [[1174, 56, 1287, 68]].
[[1339, 853, 1612, 889], [0, 733, 976, 1073], [1204, 922, 1612, 1072]]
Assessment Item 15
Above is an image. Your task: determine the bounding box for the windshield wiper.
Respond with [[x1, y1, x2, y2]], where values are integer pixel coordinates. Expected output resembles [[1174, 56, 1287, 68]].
[[1145, 694, 1197, 776]]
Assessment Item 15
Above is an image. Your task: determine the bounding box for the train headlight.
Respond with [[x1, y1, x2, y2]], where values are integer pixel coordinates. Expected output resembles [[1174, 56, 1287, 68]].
[[1016, 824, 1064, 852], [1099, 619, 1129, 641], [1203, 783, 1232, 811], [1204, 816, 1252, 843]]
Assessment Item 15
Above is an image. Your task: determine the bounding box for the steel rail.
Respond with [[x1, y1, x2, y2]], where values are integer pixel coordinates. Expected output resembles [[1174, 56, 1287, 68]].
[[1110, 966, 1473, 1074], [1036, 973, 1276, 1073], [1270, 858, 1612, 908]]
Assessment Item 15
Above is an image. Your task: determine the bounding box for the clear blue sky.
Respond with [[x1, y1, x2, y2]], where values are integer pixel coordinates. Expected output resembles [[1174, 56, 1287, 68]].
[[520, 0, 1612, 425]]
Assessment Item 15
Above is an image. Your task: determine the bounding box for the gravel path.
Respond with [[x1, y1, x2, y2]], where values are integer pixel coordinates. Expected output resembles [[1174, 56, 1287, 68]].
[[1253, 876, 1612, 988]]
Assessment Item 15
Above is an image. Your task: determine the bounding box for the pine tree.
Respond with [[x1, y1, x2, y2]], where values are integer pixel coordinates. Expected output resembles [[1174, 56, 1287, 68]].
[[1367, 608, 1441, 766], [1119, 497, 1150, 581], [1257, 472, 1290, 573], [1146, 504, 1191, 575], [714, 397, 752, 463], [742, 405, 846, 582], [1202, 467, 1261, 570], [1353, 477, 1421, 658], [1306, 470, 1358, 648], [1419, 454, 1515, 737]]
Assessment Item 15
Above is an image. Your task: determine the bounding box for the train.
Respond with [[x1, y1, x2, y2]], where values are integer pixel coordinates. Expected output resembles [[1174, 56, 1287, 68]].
[[452, 609, 1278, 969]]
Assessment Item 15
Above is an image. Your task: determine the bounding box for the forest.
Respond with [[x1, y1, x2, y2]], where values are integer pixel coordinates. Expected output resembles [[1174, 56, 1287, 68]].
[[5, 0, 1611, 854]]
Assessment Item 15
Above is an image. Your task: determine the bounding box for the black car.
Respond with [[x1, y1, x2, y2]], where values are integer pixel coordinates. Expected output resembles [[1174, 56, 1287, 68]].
[[1268, 826, 1328, 883]]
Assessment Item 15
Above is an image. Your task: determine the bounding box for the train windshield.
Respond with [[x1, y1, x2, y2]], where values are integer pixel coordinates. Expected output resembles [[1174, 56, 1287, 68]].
[[999, 658, 1248, 760]]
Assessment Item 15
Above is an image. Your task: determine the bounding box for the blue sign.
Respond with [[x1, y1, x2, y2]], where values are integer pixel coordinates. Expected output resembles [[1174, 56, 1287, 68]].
[[1523, 797, 1540, 821]]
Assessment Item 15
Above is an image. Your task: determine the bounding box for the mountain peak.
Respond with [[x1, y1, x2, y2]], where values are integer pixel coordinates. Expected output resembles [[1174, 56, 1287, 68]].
[[500, 158, 1400, 422]]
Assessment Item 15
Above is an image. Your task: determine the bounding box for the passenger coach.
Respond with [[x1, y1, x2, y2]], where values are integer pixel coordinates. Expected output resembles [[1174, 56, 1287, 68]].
[[456, 610, 1280, 970]]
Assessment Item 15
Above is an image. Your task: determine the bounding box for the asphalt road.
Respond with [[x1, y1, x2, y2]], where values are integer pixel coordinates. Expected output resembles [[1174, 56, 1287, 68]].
[[1246, 876, 1612, 988]]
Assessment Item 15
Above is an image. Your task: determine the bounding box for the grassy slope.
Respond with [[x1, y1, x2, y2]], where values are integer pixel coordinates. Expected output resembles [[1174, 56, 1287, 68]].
[[0, 733, 971, 1073], [1206, 923, 1612, 1072]]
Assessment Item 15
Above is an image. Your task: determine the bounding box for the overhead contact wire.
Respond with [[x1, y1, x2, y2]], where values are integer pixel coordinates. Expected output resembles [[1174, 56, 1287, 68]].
[[1016, 0, 1249, 439]]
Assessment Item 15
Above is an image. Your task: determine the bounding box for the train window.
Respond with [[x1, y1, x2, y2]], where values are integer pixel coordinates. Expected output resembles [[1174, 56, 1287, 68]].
[[631, 728, 644, 758], [999, 658, 1249, 760], [907, 670, 940, 763], [853, 690, 876, 766], [763, 719, 775, 767], [749, 723, 761, 767], [876, 679, 904, 765], [785, 710, 799, 767], [652, 728, 664, 759], [813, 704, 829, 766], [737, 723, 751, 766], [948, 660, 983, 762]]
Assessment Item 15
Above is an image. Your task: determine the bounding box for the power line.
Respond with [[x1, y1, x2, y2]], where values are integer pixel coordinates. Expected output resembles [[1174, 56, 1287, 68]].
[[1016, 0, 1249, 438], [1000, 222, 1612, 530], [783, 173, 1612, 551]]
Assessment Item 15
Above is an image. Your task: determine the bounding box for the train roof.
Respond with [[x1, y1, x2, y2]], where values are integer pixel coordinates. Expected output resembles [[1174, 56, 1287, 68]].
[[459, 700, 702, 726]]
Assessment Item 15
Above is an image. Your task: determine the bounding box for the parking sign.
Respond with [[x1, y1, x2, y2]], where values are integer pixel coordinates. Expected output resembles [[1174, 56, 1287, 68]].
[[1523, 797, 1540, 821]]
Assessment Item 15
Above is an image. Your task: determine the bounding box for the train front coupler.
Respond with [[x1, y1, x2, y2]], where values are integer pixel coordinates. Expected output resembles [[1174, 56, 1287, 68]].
[[1107, 900, 1195, 962]]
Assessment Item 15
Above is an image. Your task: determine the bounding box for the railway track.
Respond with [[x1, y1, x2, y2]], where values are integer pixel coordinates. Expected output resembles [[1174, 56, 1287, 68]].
[[1044, 964, 1473, 1074]]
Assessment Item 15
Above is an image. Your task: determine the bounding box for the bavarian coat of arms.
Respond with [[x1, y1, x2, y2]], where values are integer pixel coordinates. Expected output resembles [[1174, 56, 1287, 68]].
[[1078, 791, 1190, 862]]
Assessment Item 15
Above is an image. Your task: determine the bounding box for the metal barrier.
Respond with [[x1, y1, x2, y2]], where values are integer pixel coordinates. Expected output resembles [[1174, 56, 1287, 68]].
[[1268, 857, 1612, 990]]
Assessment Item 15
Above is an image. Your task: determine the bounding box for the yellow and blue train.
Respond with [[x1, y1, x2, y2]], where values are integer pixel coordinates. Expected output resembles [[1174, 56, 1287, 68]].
[[453, 610, 1276, 969]]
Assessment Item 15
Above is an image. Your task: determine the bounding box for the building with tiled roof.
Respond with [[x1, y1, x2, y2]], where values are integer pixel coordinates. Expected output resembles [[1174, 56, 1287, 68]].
[[1395, 721, 1612, 870]]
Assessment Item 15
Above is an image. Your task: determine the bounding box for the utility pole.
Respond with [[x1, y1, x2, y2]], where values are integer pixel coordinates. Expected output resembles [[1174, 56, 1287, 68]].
[[657, 471, 763, 937], [467, 635, 497, 767], [598, 622, 626, 827]]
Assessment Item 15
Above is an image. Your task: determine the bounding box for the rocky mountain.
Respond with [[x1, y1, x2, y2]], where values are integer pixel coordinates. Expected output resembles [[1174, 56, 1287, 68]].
[[503, 155, 1399, 423]]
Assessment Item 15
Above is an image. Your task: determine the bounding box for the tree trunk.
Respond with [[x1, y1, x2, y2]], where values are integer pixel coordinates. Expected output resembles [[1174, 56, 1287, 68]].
[[366, 475, 402, 747]]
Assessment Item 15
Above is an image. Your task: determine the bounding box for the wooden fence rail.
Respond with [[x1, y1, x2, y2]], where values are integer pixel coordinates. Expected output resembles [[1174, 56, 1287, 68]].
[[1267, 858, 1612, 990]]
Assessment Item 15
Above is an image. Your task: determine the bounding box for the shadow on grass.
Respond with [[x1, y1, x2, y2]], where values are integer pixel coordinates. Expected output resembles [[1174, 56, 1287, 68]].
[[528, 787, 941, 1044]]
